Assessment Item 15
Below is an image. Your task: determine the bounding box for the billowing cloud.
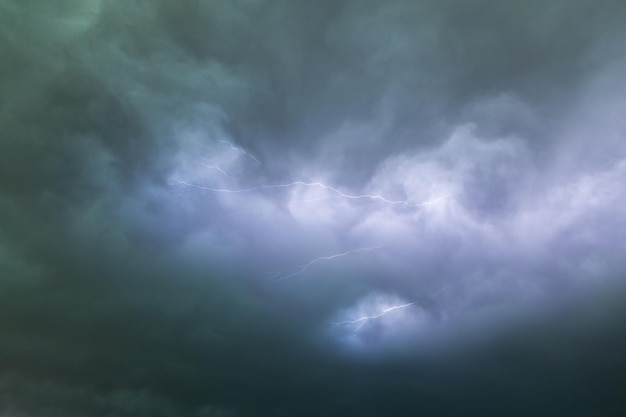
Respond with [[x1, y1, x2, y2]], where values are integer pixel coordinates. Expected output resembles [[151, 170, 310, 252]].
[[1, 0, 626, 416]]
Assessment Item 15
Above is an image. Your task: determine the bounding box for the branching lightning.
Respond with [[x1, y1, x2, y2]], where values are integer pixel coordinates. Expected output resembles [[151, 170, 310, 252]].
[[332, 302, 417, 331], [170, 177, 446, 208], [218, 139, 260, 164], [332, 279, 470, 333], [197, 162, 239, 180], [271, 246, 386, 282], [171, 144, 460, 339], [172, 142, 456, 211], [191, 149, 240, 180]]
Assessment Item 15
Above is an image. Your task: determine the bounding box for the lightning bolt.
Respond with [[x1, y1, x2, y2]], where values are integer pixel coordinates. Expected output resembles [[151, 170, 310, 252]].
[[218, 139, 260, 164], [189, 149, 240, 181], [271, 246, 386, 282], [197, 162, 239, 180], [169, 178, 443, 208], [332, 302, 417, 331], [331, 277, 471, 333]]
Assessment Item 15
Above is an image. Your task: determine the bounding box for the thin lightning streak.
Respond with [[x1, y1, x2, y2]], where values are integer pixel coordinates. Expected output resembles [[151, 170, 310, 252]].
[[168, 176, 208, 193], [192, 150, 240, 180], [170, 179, 437, 208], [430, 282, 455, 298], [272, 246, 386, 282], [332, 302, 417, 331], [218, 140, 260, 164], [197, 162, 239, 180], [332, 279, 469, 333]]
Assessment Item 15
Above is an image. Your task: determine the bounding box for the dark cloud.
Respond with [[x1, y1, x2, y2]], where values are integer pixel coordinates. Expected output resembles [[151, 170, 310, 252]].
[[1, 0, 626, 415]]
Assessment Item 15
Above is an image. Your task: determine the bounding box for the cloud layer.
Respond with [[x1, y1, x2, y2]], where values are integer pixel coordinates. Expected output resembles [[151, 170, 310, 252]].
[[1, 0, 626, 415]]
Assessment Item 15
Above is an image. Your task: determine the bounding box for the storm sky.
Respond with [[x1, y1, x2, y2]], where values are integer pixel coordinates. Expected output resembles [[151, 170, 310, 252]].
[[1, 0, 626, 416]]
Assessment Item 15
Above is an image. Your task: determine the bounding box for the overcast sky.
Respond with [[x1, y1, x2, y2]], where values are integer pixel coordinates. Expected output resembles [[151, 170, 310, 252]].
[[1, 0, 626, 416]]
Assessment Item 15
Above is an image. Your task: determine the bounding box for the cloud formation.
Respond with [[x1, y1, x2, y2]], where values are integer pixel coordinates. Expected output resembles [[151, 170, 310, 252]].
[[1, 0, 626, 415]]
